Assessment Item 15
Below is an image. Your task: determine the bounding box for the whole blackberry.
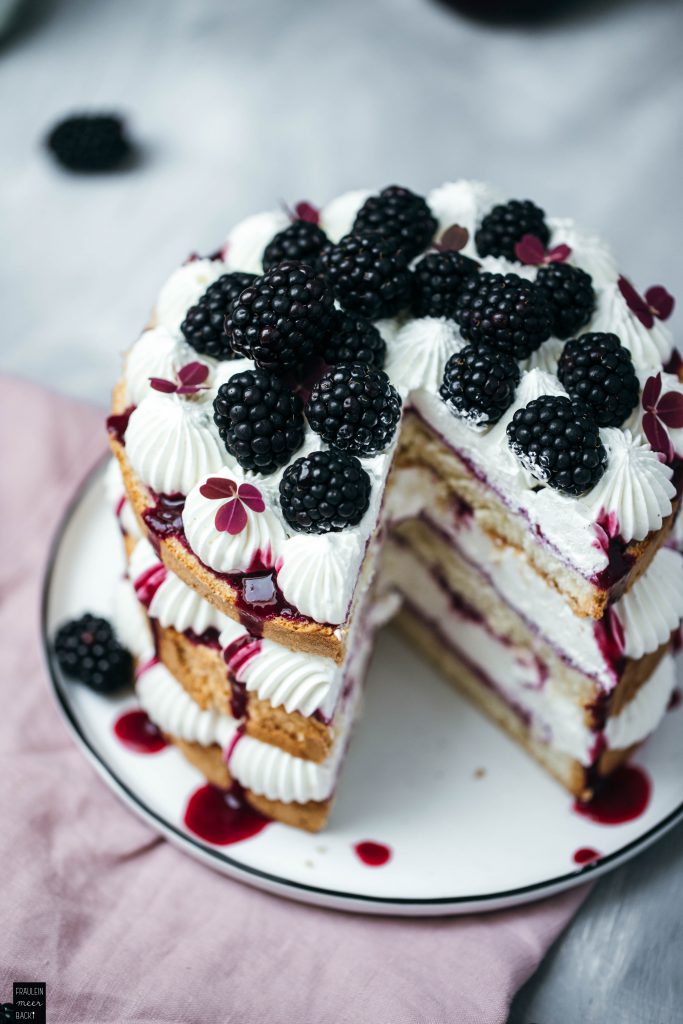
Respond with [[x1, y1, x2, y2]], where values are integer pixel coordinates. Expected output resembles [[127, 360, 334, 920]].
[[557, 332, 639, 428], [181, 272, 255, 360], [279, 450, 371, 533], [306, 363, 402, 456], [213, 369, 304, 474], [411, 250, 480, 319], [54, 614, 133, 693], [320, 231, 412, 320], [262, 220, 329, 271], [227, 261, 335, 371], [507, 395, 607, 496], [536, 263, 595, 340], [46, 114, 132, 172], [455, 272, 552, 360], [440, 344, 520, 426], [475, 199, 549, 261], [352, 185, 437, 260], [321, 310, 386, 368]]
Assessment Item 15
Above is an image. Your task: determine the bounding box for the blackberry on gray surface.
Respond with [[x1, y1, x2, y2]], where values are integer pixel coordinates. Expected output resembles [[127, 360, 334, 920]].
[[506, 394, 607, 496], [46, 114, 132, 172], [181, 272, 255, 360], [455, 272, 552, 360], [440, 344, 520, 426], [557, 332, 639, 428], [227, 261, 335, 372], [262, 220, 329, 271], [54, 614, 133, 693], [213, 369, 304, 474], [411, 250, 480, 319], [536, 263, 595, 340], [319, 231, 412, 320], [475, 199, 549, 261], [321, 310, 386, 368], [279, 450, 371, 534], [352, 185, 437, 260], [306, 363, 402, 456]]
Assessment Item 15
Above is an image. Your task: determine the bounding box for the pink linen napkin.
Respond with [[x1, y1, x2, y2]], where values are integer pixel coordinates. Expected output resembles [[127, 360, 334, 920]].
[[0, 374, 589, 1024]]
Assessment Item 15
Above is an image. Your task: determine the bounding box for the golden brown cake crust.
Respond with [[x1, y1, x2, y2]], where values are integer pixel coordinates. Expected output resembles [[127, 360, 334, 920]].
[[172, 737, 331, 832], [157, 624, 334, 763], [110, 378, 345, 663]]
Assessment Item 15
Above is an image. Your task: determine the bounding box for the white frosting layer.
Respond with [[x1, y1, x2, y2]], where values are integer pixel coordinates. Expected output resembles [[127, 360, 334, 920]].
[[239, 640, 339, 719], [113, 577, 155, 662], [591, 282, 673, 372], [126, 392, 227, 497], [585, 429, 674, 544], [183, 467, 285, 573], [320, 189, 371, 243], [386, 317, 464, 394], [546, 218, 619, 287], [137, 660, 355, 803], [614, 548, 683, 659], [156, 259, 226, 337], [276, 531, 364, 625], [427, 179, 502, 257], [605, 655, 676, 750], [224, 210, 289, 275], [521, 337, 565, 376], [124, 326, 193, 406]]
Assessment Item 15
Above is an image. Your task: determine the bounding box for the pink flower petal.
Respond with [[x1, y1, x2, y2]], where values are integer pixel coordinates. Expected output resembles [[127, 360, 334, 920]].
[[618, 276, 654, 328], [215, 498, 248, 535], [178, 361, 210, 386], [149, 377, 178, 393], [295, 201, 320, 224], [645, 285, 675, 321], [642, 373, 662, 411], [514, 234, 546, 266], [200, 477, 238, 500], [547, 243, 571, 263], [643, 411, 674, 463], [238, 483, 265, 512], [437, 224, 469, 253], [656, 390, 683, 428]]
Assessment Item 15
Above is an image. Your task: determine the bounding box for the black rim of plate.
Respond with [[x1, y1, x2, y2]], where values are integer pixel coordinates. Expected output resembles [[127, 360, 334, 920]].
[[41, 455, 683, 912]]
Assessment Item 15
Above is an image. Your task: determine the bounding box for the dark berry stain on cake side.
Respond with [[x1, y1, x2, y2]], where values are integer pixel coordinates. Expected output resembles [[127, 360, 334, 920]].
[[573, 765, 651, 825], [106, 406, 135, 445], [114, 709, 169, 754], [142, 492, 186, 553], [353, 841, 392, 867], [184, 783, 270, 845]]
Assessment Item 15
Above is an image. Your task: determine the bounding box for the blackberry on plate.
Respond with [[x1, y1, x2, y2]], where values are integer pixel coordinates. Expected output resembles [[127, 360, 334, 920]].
[[320, 231, 412, 320], [181, 272, 255, 360], [306, 363, 402, 456], [475, 199, 549, 261], [227, 261, 335, 372], [352, 185, 437, 260], [557, 332, 639, 428], [506, 394, 607, 496], [440, 344, 520, 426], [262, 220, 329, 271], [46, 114, 132, 172], [321, 310, 386, 368], [54, 614, 133, 693], [213, 368, 304, 474], [279, 450, 371, 533], [536, 263, 595, 340], [411, 250, 480, 319], [455, 272, 552, 360]]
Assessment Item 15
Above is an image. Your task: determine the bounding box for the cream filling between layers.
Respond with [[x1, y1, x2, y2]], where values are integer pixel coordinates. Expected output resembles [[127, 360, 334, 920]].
[[136, 656, 362, 804], [384, 542, 677, 763]]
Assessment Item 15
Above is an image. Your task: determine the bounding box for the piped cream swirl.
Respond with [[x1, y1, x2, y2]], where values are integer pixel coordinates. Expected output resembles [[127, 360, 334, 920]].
[[387, 317, 464, 394], [224, 210, 289, 275], [156, 259, 227, 337], [276, 532, 364, 625], [614, 548, 683, 658], [591, 282, 673, 371], [124, 326, 193, 406], [126, 392, 227, 496]]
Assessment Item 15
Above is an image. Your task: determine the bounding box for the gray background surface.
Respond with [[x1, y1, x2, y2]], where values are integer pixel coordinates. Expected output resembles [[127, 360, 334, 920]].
[[1, 0, 682, 1020]]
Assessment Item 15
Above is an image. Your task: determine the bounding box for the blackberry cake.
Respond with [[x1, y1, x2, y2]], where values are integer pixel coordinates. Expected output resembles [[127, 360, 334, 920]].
[[102, 180, 682, 832]]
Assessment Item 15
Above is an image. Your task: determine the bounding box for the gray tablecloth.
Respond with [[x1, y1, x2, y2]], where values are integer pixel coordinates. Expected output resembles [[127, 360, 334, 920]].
[[1, 0, 681, 1020]]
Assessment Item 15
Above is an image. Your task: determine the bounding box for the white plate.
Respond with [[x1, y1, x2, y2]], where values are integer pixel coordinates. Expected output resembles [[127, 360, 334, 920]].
[[42, 460, 683, 916]]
